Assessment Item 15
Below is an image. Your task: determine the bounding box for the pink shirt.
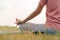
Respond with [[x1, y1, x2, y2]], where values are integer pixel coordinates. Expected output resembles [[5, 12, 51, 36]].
[[40, 0, 60, 30]]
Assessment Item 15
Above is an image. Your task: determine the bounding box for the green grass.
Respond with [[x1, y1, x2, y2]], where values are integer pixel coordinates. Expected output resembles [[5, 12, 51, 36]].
[[0, 26, 60, 40]]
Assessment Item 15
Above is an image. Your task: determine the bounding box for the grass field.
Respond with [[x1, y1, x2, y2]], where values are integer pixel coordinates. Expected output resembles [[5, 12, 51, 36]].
[[0, 26, 60, 40]]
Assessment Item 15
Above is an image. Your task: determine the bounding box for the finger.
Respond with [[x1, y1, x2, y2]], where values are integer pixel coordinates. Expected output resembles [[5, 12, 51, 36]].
[[16, 23, 19, 26], [16, 18, 19, 21], [16, 18, 22, 22], [16, 24, 20, 26], [16, 24, 18, 26]]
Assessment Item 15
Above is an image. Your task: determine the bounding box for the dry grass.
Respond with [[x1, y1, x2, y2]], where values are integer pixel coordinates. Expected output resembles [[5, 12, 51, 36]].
[[0, 26, 60, 40]]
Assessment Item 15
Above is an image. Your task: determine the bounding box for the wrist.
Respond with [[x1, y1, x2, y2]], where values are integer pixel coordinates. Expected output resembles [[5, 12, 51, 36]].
[[22, 18, 30, 24], [22, 21, 26, 24]]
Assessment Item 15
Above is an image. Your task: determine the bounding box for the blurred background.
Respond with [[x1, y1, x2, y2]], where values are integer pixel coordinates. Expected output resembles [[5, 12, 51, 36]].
[[0, 0, 46, 26]]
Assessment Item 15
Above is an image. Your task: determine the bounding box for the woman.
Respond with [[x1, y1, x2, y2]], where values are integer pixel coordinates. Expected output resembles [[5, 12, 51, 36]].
[[15, 0, 60, 34]]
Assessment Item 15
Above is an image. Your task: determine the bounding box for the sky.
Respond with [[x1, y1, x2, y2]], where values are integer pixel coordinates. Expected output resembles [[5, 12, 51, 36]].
[[0, 0, 46, 26]]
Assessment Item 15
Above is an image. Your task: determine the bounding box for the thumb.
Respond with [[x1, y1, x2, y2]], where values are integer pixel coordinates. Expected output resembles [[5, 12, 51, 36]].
[[16, 18, 19, 21], [16, 18, 22, 21]]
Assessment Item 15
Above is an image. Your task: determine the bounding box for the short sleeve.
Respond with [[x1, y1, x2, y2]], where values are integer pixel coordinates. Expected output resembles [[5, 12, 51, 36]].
[[40, 0, 48, 6]]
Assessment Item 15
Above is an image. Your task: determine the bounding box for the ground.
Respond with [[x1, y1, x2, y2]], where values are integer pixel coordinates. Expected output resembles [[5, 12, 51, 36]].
[[0, 26, 60, 40]]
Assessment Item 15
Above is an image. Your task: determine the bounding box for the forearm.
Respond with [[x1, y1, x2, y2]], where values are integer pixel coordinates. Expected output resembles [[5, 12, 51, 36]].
[[22, 5, 43, 23]]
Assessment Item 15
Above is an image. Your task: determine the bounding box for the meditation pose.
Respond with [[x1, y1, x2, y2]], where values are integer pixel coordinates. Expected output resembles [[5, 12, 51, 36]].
[[15, 0, 60, 34]]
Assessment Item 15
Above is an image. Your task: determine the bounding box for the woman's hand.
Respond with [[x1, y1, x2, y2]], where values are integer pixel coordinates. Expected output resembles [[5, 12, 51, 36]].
[[15, 18, 25, 26]]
